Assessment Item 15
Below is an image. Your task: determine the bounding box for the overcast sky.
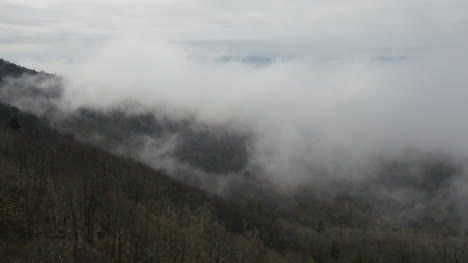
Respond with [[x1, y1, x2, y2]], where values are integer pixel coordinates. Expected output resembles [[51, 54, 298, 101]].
[[1, 0, 467, 65]]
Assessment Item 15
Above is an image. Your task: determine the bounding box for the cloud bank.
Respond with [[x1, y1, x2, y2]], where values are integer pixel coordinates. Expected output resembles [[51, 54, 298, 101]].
[[8, 37, 461, 186], [1, 0, 468, 185]]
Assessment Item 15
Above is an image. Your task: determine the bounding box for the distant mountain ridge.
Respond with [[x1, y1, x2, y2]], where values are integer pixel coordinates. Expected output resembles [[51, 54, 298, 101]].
[[0, 59, 38, 83]]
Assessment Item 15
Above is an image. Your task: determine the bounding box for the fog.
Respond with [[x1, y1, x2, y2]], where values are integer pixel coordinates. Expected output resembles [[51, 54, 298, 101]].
[[2, 1, 468, 233], [14, 38, 459, 184], [2, 0, 467, 185]]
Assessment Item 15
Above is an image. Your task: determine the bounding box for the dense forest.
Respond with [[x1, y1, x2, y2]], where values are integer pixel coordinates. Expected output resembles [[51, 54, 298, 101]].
[[1, 59, 467, 262]]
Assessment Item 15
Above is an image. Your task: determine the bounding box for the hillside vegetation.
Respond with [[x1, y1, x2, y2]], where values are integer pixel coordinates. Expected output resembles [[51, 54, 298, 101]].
[[0, 59, 467, 262]]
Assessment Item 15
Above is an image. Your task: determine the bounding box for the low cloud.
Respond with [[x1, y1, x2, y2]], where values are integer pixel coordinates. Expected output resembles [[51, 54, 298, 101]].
[[6, 37, 464, 187]]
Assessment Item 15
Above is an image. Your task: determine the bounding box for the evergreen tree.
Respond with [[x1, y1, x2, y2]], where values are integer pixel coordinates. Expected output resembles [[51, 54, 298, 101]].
[[314, 220, 326, 233], [328, 241, 340, 260]]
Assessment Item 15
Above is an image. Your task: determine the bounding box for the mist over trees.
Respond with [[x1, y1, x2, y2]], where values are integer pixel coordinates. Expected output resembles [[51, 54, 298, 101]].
[[1, 0, 468, 261], [1, 59, 468, 262]]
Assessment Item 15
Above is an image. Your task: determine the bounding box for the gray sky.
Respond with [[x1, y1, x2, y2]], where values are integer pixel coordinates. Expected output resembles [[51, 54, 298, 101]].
[[1, 0, 467, 64]]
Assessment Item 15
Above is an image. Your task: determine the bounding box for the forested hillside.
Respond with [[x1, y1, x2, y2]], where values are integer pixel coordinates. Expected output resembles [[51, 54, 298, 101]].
[[1, 59, 468, 262], [0, 102, 289, 262]]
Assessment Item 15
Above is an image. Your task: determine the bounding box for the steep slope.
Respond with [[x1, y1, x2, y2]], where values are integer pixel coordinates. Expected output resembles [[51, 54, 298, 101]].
[[0, 59, 250, 178], [1, 59, 468, 262], [2, 98, 468, 263], [0, 102, 288, 262]]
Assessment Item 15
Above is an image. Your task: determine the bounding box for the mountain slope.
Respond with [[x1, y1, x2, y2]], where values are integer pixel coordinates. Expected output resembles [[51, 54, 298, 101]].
[[1, 59, 468, 262], [0, 102, 289, 262]]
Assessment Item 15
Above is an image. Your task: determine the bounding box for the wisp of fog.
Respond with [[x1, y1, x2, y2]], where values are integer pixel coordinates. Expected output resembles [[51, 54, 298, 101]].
[[23, 38, 462, 185]]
